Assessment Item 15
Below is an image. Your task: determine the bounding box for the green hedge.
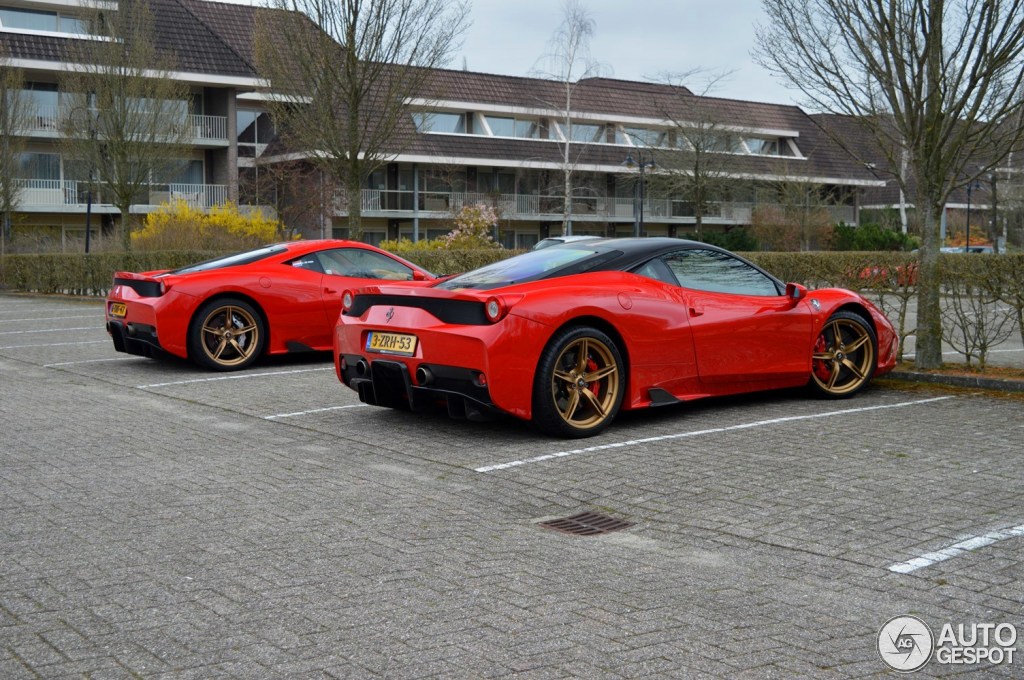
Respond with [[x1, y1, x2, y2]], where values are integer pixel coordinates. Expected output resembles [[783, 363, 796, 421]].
[[0, 248, 520, 295], [0, 251, 223, 296], [397, 248, 524, 276], [2, 248, 1021, 301]]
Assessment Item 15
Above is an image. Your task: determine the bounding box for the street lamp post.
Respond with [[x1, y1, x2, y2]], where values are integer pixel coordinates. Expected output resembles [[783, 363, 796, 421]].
[[622, 151, 655, 238], [964, 178, 981, 253]]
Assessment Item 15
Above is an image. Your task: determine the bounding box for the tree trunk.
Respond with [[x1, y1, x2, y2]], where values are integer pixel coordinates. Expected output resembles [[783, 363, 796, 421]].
[[914, 203, 944, 368], [119, 209, 132, 251], [346, 156, 362, 242]]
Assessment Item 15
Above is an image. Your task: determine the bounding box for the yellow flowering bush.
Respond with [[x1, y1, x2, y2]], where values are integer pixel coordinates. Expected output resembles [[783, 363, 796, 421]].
[[133, 200, 291, 251]]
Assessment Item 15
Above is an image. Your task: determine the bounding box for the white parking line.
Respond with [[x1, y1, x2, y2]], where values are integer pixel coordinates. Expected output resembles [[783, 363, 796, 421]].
[[0, 340, 107, 349], [264, 404, 367, 419], [904, 348, 1024, 357], [45, 357, 137, 367], [474, 396, 954, 473], [137, 367, 333, 388], [889, 524, 1024, 574], [0, 307, 88, 315], [0, 315, 102, 323], [0, 326, 98, 335]]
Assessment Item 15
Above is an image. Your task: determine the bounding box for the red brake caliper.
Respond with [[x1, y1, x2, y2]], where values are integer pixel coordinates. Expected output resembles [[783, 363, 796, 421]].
[[813, 335, 832, 381], [586, 356, 601, 397]]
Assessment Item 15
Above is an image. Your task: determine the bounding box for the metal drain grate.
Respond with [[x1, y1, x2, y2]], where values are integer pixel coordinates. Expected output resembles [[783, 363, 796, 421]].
[[539, 512, 635, 536]]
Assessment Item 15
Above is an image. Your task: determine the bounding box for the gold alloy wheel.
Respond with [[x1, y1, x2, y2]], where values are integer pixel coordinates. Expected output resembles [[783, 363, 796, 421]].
[[811, 317, 875, 395], [550, 336, 621, 430], [199, 304, 260, 367]]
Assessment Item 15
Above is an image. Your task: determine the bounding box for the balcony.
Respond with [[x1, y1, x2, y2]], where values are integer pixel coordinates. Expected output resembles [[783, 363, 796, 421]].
[[337, 190, 857, 226], [13, 179, 229, 212], [15, 108, 229, 143]]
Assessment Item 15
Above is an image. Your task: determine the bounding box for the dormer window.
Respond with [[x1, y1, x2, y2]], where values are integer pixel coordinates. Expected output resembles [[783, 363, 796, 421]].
[[744, 137, 797, 157], [622, 126, 668, 148], [482, 115, 541, 139], [412, 112, 466, 134], [559, 122, 604, 143], [0, 6, 92, 35]]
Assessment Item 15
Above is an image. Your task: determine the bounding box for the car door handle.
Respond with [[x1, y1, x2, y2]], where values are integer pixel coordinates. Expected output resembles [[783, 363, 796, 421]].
[[324, 287, 338, 295], [689, 305, 704, 317]]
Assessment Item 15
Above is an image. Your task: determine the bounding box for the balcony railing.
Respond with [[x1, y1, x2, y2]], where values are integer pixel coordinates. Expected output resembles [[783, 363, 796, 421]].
[[13, 179, 229, 209], [15, 107, 228, 141], [339, 189, 857, 225]]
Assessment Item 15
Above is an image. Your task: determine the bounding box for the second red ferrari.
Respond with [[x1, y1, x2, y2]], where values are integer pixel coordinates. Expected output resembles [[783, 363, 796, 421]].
[[105, 240, 433, 370]]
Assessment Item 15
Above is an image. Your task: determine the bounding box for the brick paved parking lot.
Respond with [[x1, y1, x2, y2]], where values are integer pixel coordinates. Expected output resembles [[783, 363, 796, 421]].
[[1, 293, 1023, 678]]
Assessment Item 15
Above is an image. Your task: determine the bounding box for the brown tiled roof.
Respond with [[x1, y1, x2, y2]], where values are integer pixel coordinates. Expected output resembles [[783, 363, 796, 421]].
[[0, 0, 261, 80], [396, 68, 880, 185]]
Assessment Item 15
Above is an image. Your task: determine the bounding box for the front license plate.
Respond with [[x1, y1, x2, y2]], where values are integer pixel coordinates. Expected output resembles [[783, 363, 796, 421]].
[[109, 303, 127, 318], [366, 331, 418, 356]]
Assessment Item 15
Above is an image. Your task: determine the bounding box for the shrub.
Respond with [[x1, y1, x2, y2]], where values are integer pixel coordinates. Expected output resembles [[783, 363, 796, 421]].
[[697, 228, 759, 252], [833, 222, 919, 251], [442, 203, 503, 249], [390, 248, 523, 276], [0, 251, 223, 296], [132, 200, 289, 251], [377, 237, 447, 253]]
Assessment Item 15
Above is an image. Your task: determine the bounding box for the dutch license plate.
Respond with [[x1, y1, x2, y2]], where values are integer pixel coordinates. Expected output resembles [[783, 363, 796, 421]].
[[109, 303, 127, 318], [366, 331, 417, 356]]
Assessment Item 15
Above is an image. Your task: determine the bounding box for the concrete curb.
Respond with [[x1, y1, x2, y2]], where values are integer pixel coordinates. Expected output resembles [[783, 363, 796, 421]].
[[887, 370, 1024, 393]]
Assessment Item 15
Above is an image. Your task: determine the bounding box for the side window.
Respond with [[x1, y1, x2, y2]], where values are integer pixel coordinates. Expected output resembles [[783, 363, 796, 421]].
[[289, 255, 324, 273], [316, 248, 414, 280], [662, 249, 780, 296], [631, 258, 678, 285]]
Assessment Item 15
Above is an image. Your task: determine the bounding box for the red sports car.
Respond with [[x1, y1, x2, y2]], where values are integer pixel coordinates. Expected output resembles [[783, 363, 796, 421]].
[[333, 238, 899, 438], [105, 240, 432, 370]]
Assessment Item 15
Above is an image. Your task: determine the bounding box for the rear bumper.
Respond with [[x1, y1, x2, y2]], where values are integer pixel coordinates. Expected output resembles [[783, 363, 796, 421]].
[[107, 320, 167, 359], [340, 354, 496, 421]]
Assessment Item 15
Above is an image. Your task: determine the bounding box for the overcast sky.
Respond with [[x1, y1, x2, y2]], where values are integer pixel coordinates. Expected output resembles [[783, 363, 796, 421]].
[[456, 0, 804, 107], [215, 0, 803, 106]]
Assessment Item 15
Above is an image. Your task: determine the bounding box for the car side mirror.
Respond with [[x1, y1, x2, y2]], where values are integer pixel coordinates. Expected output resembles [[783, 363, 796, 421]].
[[412, 270, 431, 281], [785, 282, 807, 303]]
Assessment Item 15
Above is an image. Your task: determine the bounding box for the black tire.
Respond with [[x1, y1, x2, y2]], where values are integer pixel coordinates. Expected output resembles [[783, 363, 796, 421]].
[[188, 297, 266, 371], [532, 326, 625, 438], [808, 310, 877, 398]]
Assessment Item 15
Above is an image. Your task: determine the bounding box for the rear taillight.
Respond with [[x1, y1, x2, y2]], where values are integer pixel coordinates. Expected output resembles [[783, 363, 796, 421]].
[[342, 290, 354, 313], [484, 296, 506, 323]]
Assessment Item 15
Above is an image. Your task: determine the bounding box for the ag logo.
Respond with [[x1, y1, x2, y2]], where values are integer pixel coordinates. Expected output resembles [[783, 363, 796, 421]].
[[385, 307, 394, 323], [878, 616, 934, 672]]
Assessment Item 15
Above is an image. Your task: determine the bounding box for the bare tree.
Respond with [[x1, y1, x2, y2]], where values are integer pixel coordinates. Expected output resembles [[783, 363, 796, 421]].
[[58, 0, 194, 251], [649, 72, 742, 240], [531, 0, 606, 236], [752, 176, 835, 251], [254, 0, 469, 242], [1, 49, 32, 253], [755, 0, 1024, 368]]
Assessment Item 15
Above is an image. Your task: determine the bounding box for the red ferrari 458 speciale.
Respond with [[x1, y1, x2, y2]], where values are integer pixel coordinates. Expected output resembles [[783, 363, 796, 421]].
[[334, 238, 898, 438], [105, 240, 432, 370]]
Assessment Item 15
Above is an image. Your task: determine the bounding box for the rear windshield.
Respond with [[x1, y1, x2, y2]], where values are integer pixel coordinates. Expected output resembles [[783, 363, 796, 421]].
[[164, 245, 287, 275], [436, 246, 618, 291]]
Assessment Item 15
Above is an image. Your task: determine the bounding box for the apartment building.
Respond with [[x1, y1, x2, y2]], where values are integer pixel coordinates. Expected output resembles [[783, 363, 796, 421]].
[[2, 0, 885, 250]]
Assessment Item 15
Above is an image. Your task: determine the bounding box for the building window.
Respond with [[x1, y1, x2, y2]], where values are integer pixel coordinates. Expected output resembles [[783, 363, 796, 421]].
[[237, 109, 274, 157], [412, 111, 466, 134], [744, 137, 796, 157], [622, 126, 667, 148], [482, 115, 541, 139], [562, 122, 604, 143], [17, 152, 61, 180], [0, 6, 92, 35]]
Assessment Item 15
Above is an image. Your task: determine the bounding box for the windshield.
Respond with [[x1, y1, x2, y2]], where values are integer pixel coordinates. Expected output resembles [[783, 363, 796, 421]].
[[437, 246, 614, 290], [164, 245, 288, 275]]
